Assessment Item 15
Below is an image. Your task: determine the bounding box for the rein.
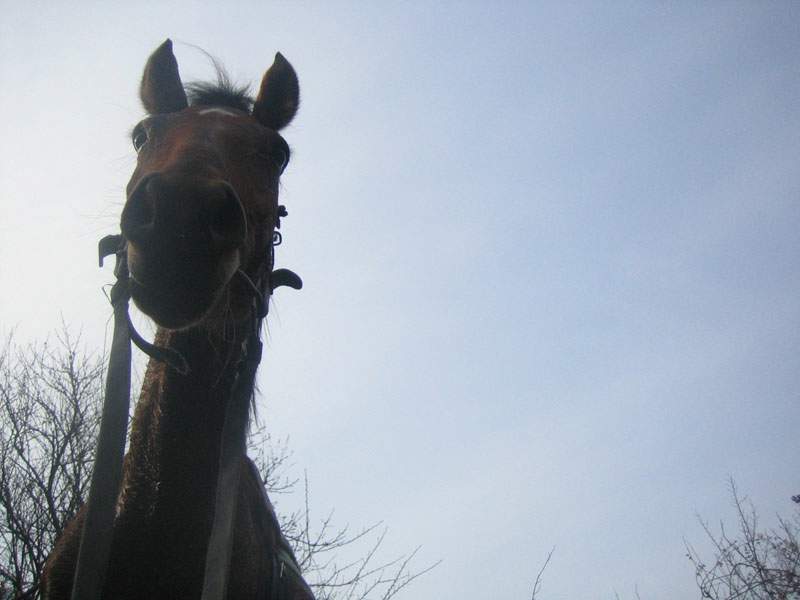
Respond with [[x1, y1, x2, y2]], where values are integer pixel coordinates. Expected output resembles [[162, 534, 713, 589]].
[[71, 211, 301, 600]]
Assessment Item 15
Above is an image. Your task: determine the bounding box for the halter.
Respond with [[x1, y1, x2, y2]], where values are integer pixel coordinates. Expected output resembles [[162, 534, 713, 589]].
[[71, 207, 302, 600]]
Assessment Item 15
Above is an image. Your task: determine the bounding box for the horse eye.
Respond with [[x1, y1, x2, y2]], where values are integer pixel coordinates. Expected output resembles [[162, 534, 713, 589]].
[[132, 127, 148, 152]]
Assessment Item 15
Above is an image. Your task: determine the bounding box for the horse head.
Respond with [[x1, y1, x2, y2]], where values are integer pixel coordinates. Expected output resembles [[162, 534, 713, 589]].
[[120, 39, 299, 330]]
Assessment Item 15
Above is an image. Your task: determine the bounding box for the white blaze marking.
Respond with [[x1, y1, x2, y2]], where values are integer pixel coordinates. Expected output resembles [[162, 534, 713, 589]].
[[197, 107, 240, 117]]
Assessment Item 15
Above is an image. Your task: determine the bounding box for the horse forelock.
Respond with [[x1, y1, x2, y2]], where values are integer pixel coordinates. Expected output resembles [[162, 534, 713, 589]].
[[185, 65, 254, 114]]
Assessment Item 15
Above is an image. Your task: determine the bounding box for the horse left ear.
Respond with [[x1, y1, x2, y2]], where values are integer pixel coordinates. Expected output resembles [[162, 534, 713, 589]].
[[140, 39, 188, 114], [252, 53, 299, 131]]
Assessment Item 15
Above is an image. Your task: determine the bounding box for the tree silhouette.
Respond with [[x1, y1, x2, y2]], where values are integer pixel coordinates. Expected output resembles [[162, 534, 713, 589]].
[[0, 329, 432, 599], [686, 479, 800, 600]]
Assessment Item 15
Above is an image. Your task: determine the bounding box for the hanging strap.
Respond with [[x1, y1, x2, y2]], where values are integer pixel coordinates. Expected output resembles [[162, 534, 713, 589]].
[[75, 233, 303, 600], [200, 336, 263, 600], [200, 264, 304, 600], [70, 242, 132, 600]]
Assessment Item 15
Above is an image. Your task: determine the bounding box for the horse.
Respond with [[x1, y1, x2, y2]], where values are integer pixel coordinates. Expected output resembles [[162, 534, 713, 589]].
[[40, 39, 314, 600]]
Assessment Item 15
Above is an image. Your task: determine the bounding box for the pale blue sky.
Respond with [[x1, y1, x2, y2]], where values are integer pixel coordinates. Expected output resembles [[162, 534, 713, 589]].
[[1, 2, 799, 598]]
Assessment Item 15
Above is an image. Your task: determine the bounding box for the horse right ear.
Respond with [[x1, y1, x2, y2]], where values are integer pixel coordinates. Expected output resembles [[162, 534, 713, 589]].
[[252, 53, 299, 131], [140, 39, 188, 114]]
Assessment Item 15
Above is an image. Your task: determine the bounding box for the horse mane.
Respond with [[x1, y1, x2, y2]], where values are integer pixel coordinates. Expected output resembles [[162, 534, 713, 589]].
[[186, 61, 253, 113]]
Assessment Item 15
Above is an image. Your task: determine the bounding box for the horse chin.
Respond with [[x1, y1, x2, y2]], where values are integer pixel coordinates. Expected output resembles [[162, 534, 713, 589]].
[[128, 278, 228, 331], [126, 243, 242, 330]]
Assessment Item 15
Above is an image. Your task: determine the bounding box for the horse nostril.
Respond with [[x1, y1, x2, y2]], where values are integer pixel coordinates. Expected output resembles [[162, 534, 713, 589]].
[[121, 175, 158, 244], [122, 174, 245, 252], [207, 184, 246, 251]]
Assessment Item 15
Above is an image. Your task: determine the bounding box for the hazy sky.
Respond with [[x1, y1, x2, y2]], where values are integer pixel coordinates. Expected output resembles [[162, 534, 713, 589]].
[[1, 2, 799, 598]]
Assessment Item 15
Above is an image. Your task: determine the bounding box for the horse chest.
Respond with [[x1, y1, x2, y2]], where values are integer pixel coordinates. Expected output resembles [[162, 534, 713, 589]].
[[105, 487, 268, 599]]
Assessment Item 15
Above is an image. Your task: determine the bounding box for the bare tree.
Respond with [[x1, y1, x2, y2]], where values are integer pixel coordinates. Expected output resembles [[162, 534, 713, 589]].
[[686, 479, 800, 600], [274, 473, 436, 600], [0, 330, 102, 599], [0, 330, 433, 599], [249, 431, 438, 600]]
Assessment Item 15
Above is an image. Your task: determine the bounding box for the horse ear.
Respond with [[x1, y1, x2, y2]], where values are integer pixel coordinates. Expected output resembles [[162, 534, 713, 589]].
[[252, 53, 299, 131], [140, 39, 188, 114]]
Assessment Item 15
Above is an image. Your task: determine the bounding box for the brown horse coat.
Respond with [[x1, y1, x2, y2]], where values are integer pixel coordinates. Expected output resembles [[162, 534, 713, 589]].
[[41, 40, 313, 600]]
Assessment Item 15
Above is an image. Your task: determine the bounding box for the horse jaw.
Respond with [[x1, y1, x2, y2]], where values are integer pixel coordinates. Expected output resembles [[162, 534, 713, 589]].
[[127, 243, 241, 330]]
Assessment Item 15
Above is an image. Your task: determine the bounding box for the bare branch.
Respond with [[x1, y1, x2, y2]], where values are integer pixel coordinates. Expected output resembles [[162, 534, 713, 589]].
[[0, 329, 103, 597], [685, 477, 800, 600], [530, 546, 555, 600], [0, 328, 435, 600], [250, 426, 437, 600]]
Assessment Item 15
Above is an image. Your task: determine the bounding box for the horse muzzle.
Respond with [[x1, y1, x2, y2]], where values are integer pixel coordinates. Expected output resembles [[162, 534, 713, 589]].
[[120, 172, 247, 328]]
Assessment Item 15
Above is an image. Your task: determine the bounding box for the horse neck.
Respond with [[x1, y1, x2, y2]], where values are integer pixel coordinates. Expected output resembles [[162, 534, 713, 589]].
[[124, 323, 252, 508]]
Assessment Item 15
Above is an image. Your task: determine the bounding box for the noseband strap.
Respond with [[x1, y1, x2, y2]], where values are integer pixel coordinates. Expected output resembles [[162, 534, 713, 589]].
[[73, 218, 302, 600]]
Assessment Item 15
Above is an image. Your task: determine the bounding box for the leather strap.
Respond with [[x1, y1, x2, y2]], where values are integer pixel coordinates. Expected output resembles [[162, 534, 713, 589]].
[[70, 248, 132, 600], [75, 232, 305, 600], [200, 337, 262, 600]]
